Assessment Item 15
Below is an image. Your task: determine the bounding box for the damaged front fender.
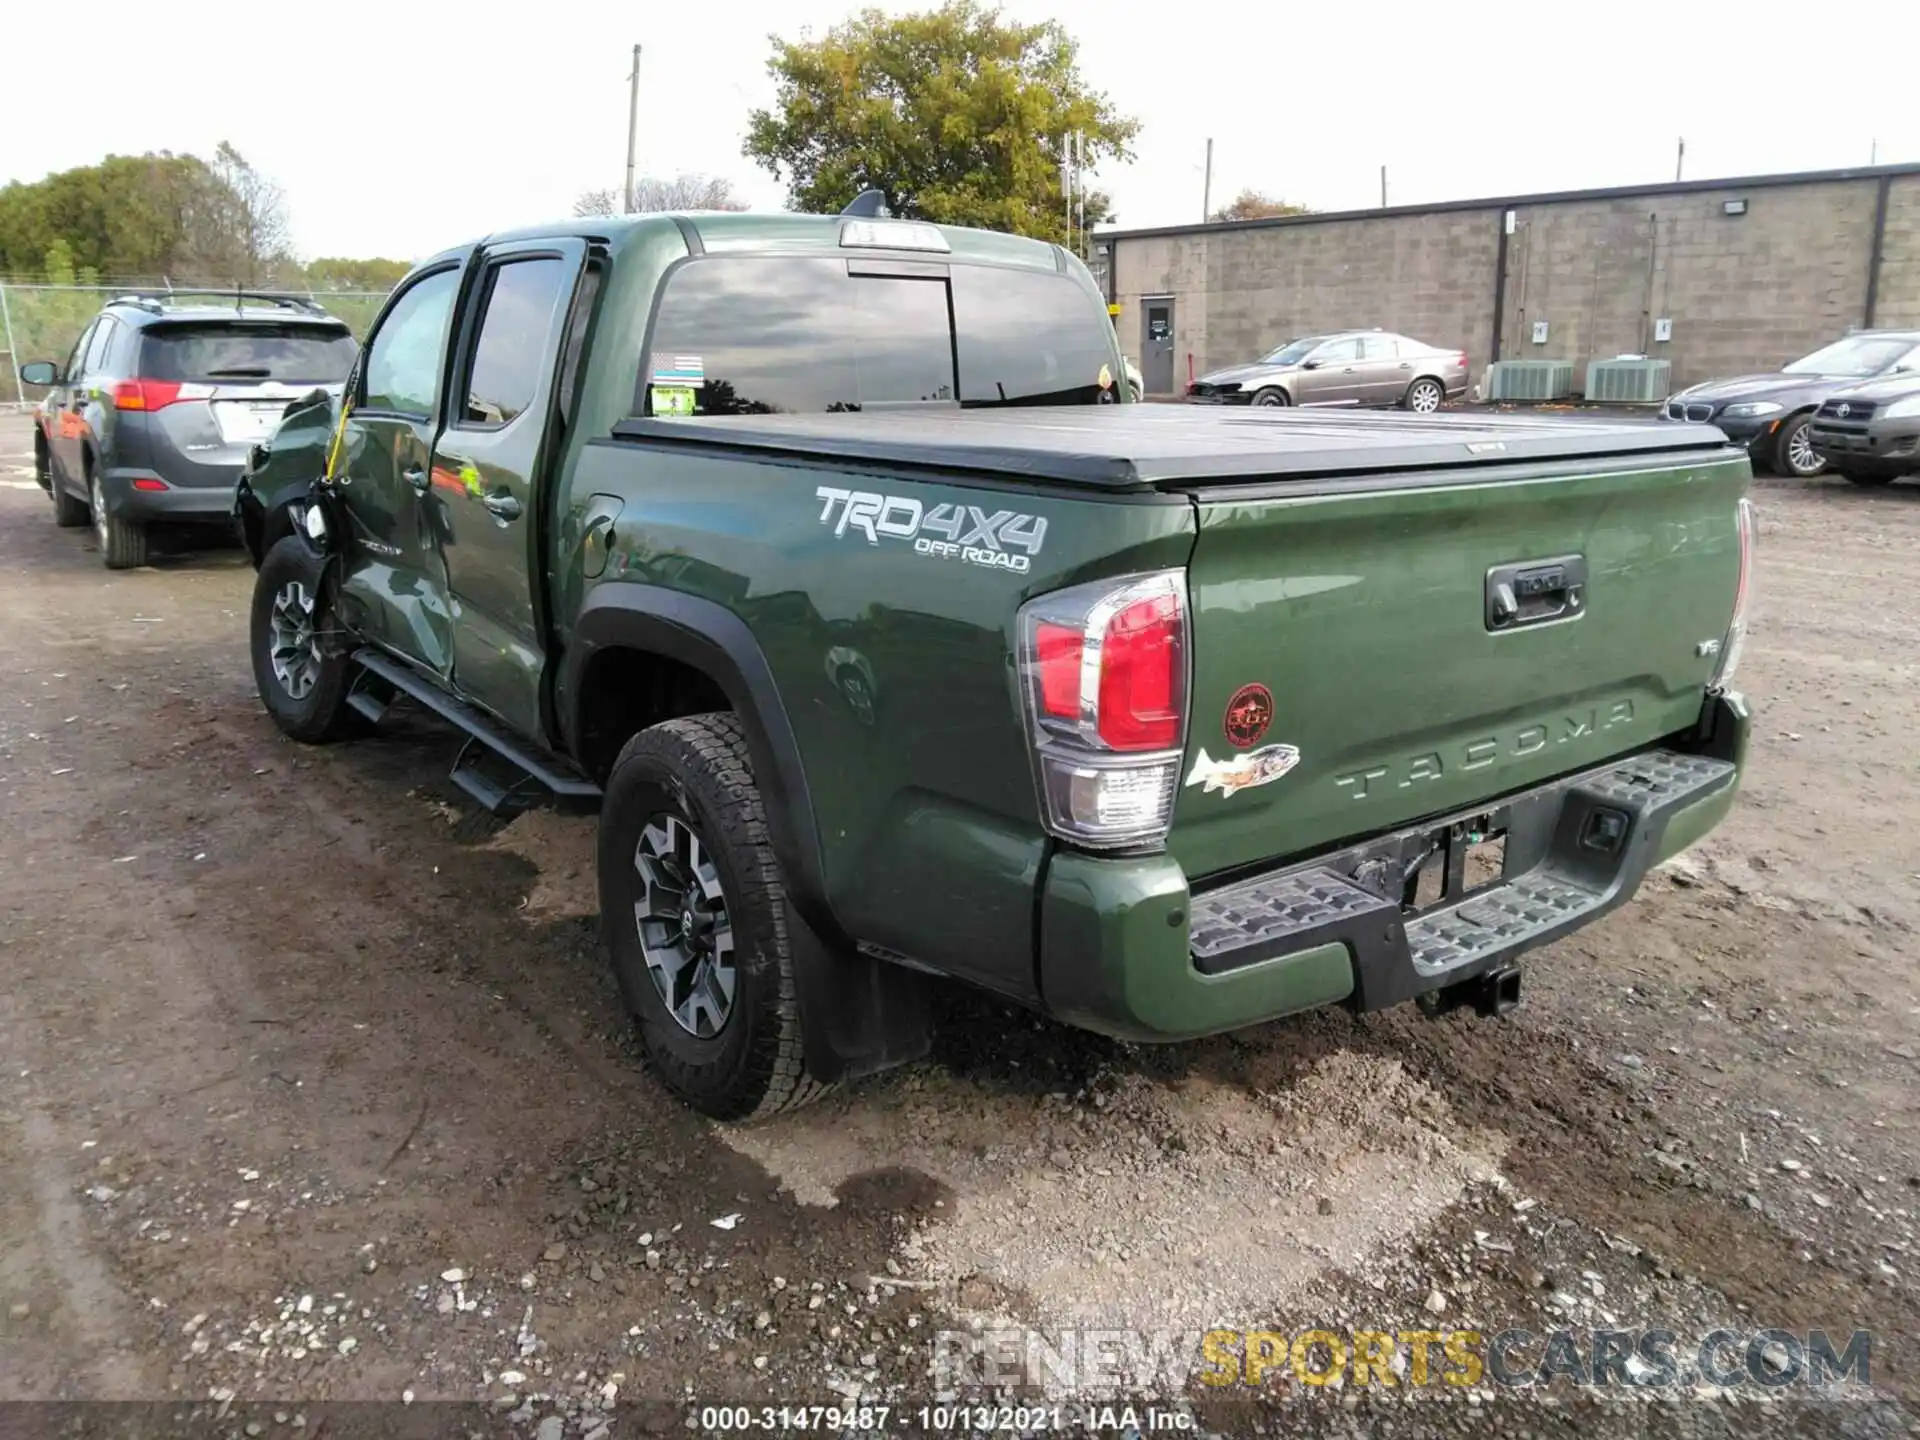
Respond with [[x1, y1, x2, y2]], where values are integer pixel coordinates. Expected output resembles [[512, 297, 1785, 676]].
[[234, 387, 342, 569]]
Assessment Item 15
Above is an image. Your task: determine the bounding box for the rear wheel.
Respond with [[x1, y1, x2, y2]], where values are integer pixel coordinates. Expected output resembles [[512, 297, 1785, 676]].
[[89, 467, 148, 568], [1404, 377, 1445, 413], [250, 536, 360, 742], [1771, 413, 1825, 478], [1251, 387, 1290, 407], [599, 713, 827, 1120]]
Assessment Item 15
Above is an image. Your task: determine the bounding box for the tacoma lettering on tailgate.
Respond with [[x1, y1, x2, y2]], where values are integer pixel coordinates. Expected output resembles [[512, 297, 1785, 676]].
[[1334, 700, 1637, 801]]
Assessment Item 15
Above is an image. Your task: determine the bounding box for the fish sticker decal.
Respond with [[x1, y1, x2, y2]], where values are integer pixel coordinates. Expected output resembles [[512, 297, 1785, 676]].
[[1185, 743, 1301, 798]]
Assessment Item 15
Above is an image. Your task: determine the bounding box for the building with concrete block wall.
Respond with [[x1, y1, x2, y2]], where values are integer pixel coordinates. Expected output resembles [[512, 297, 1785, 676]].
[[1095, 163, 1920, 397]]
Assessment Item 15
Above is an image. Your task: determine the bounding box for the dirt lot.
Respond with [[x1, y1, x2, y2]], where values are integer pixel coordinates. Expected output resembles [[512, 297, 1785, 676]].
[[1, 409, 1915, 1436]]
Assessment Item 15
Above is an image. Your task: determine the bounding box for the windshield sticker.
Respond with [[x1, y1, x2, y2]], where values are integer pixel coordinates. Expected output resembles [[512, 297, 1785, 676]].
[[1185, 743, 1301, 798], [652, 385, 696, 417], [814, 486, 1046, 574], [651, 355, 706, 388]]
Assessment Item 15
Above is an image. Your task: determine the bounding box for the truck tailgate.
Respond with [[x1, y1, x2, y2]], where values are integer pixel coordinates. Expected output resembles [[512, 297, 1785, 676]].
[[1170, 451, 1750, 883]]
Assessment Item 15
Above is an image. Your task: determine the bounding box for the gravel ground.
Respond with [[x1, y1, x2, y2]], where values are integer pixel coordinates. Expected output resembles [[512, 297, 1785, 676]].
[[0, 409, 1915, 1437]]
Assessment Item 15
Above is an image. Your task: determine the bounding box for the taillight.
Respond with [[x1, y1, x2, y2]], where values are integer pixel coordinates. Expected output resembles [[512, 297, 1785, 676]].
[[112, 380, 212, 411], [1711, 497, 1754, 688], [1017, 571, 1189, 848]]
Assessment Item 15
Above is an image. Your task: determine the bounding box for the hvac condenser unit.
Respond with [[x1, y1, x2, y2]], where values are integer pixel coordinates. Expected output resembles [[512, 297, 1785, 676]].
[[1484, 360, 1575, 402], [1583, 358, 1672, 405]]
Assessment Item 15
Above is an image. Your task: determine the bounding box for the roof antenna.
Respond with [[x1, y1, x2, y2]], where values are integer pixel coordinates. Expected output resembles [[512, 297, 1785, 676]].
[[840, 188, 890, 218]]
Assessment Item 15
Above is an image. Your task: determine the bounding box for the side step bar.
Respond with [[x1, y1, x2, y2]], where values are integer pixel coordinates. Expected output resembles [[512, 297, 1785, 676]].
[[349, 648, 602, 816]]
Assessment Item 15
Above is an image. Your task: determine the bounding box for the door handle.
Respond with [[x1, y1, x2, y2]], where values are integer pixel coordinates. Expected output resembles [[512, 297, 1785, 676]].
[[483, 491, 523, 523], [403, 465, 429, 493]]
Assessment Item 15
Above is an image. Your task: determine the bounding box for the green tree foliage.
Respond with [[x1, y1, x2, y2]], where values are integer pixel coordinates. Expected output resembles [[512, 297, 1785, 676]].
[[304, 256, 412, 290], [1209, 189, 1313, 223], [744, 1, 1137, 242], [0, 144, 327, 286]]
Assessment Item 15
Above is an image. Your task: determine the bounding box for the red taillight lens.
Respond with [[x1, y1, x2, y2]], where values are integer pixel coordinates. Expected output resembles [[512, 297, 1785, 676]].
[[1095, 593, 1183, 750], [131, 477, 169, 492], [1017, 571, 1190, 848], [113, 380, 186, 411], [1034, 623, 1084, 720]]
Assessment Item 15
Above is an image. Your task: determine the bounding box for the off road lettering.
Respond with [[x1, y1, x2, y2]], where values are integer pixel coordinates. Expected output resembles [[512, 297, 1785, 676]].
[[816, 486, 1046, 573]]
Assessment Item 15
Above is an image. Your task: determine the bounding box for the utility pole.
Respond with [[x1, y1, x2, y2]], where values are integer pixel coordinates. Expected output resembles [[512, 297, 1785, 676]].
[[1674, 137, 1685, 182], [1380, 165, 1388, 208], [624, 43, 642, 214], [1202, 138, 1213, 222], [1870, 137, 1879, 165]]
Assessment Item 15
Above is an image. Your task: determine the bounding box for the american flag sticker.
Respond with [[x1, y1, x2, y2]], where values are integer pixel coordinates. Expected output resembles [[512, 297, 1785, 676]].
[[651, 354, 706, 388]]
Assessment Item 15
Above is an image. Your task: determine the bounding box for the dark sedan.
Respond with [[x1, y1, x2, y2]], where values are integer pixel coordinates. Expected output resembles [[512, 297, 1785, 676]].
[[1660, 331, 1920, 478]]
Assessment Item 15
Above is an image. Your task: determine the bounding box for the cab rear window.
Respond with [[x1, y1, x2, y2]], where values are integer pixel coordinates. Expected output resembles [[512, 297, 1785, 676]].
[[140, 324, 357, 384], [638, 256, 1118, 416]]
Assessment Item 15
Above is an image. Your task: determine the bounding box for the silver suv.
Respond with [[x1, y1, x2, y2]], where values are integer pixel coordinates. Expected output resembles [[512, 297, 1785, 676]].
[[21, 292, 356, 568]]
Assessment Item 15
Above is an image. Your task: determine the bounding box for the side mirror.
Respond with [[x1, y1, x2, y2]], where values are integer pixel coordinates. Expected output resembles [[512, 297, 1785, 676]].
[[18, 361, 59, 387]]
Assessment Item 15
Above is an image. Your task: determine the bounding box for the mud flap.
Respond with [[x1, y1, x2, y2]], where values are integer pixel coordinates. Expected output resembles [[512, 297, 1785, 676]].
[[788, 904, 932, 1084]]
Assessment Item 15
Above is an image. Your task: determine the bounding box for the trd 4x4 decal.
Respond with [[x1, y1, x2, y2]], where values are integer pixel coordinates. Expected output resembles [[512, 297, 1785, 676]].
[[815, 487, 1047, 574]]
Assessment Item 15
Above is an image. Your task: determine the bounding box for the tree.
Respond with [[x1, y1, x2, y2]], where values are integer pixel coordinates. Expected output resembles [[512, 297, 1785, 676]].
[[303, 256, 412, 290], [1209, 189, 1312, 224], [743, 1, 1137, 242], [202, 142, 292, 284], [573, 174, 749, 217]]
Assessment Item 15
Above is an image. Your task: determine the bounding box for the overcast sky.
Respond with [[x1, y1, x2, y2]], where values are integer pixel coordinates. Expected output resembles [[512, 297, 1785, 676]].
[[5, 0, 1917, 264]]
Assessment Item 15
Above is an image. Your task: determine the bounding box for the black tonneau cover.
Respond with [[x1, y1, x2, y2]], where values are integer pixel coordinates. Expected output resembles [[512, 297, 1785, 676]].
[[610, 406, 1735, 492]]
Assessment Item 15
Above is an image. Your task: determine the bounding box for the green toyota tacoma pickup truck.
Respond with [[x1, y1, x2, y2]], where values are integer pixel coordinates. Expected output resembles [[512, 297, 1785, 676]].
[[236, 209, 1754, 1119]]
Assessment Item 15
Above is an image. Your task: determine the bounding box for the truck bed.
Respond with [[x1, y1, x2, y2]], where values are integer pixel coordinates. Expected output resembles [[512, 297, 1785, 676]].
[[610, 406, 1735, 491]]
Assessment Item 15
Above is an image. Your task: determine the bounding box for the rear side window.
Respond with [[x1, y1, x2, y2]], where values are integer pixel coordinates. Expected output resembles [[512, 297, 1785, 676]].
[[83, 318, 117, 377], [142, 324, 356, 384], [1361, 335, 1399, 360], [640, 256, 1115, 416], [460, 257, 569, 426]]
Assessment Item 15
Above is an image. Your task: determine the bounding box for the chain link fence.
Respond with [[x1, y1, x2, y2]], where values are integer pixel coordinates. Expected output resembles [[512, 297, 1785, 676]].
[[1, 282, 393, 406]]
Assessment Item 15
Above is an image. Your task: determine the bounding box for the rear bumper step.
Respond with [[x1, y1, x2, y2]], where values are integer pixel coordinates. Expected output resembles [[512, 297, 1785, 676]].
[[1188, 747, 1737, 1013]]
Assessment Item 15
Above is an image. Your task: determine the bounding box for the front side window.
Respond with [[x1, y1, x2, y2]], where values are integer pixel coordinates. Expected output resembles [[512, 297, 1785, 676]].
[[640, 256, 1117, 415], [363, 268, 460, 416], [462, 258, 569, 426], [1312, 338, 1362, 364]]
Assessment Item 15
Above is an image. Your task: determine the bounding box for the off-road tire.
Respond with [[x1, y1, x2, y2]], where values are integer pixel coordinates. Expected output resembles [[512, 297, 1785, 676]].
[[599, 713, 829, 1121], [250, 536, 360, 743], [88, 468, 148, 567], [1251, 387, 1290, 407]]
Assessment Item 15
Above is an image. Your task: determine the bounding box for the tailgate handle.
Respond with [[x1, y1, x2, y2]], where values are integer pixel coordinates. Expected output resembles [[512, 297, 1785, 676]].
[[1486, 555, 1586, 631]]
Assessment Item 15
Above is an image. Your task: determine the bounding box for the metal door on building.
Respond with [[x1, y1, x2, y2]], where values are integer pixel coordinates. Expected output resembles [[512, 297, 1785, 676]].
[[1142, 299, 1175, 395]]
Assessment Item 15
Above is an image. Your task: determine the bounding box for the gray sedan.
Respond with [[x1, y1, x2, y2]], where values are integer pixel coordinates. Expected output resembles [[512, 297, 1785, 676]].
[[1187, 330, 1469, 412]]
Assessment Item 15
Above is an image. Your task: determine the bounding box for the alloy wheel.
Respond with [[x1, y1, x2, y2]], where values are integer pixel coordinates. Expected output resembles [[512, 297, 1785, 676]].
[[1787, 424, 1825, 477], [633, 814, 737, 1038], [1409, 380, 1443, 414], [267, 580, 321, 700], [90, 477, 108, 547]]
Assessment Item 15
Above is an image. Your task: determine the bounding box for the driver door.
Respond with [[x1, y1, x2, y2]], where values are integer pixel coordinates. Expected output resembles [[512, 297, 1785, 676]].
[[329, 264, 465, 678], [1296, 336, 1363, 405]]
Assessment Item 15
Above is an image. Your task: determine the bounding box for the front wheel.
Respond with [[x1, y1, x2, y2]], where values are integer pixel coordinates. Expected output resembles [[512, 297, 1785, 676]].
[[599, 713, 828, 1120], [1404, 377, 1445, 413], [250, 536, 360, 742], [1251, 387, 1290, 407], [1771, 413, 1826, 478]]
